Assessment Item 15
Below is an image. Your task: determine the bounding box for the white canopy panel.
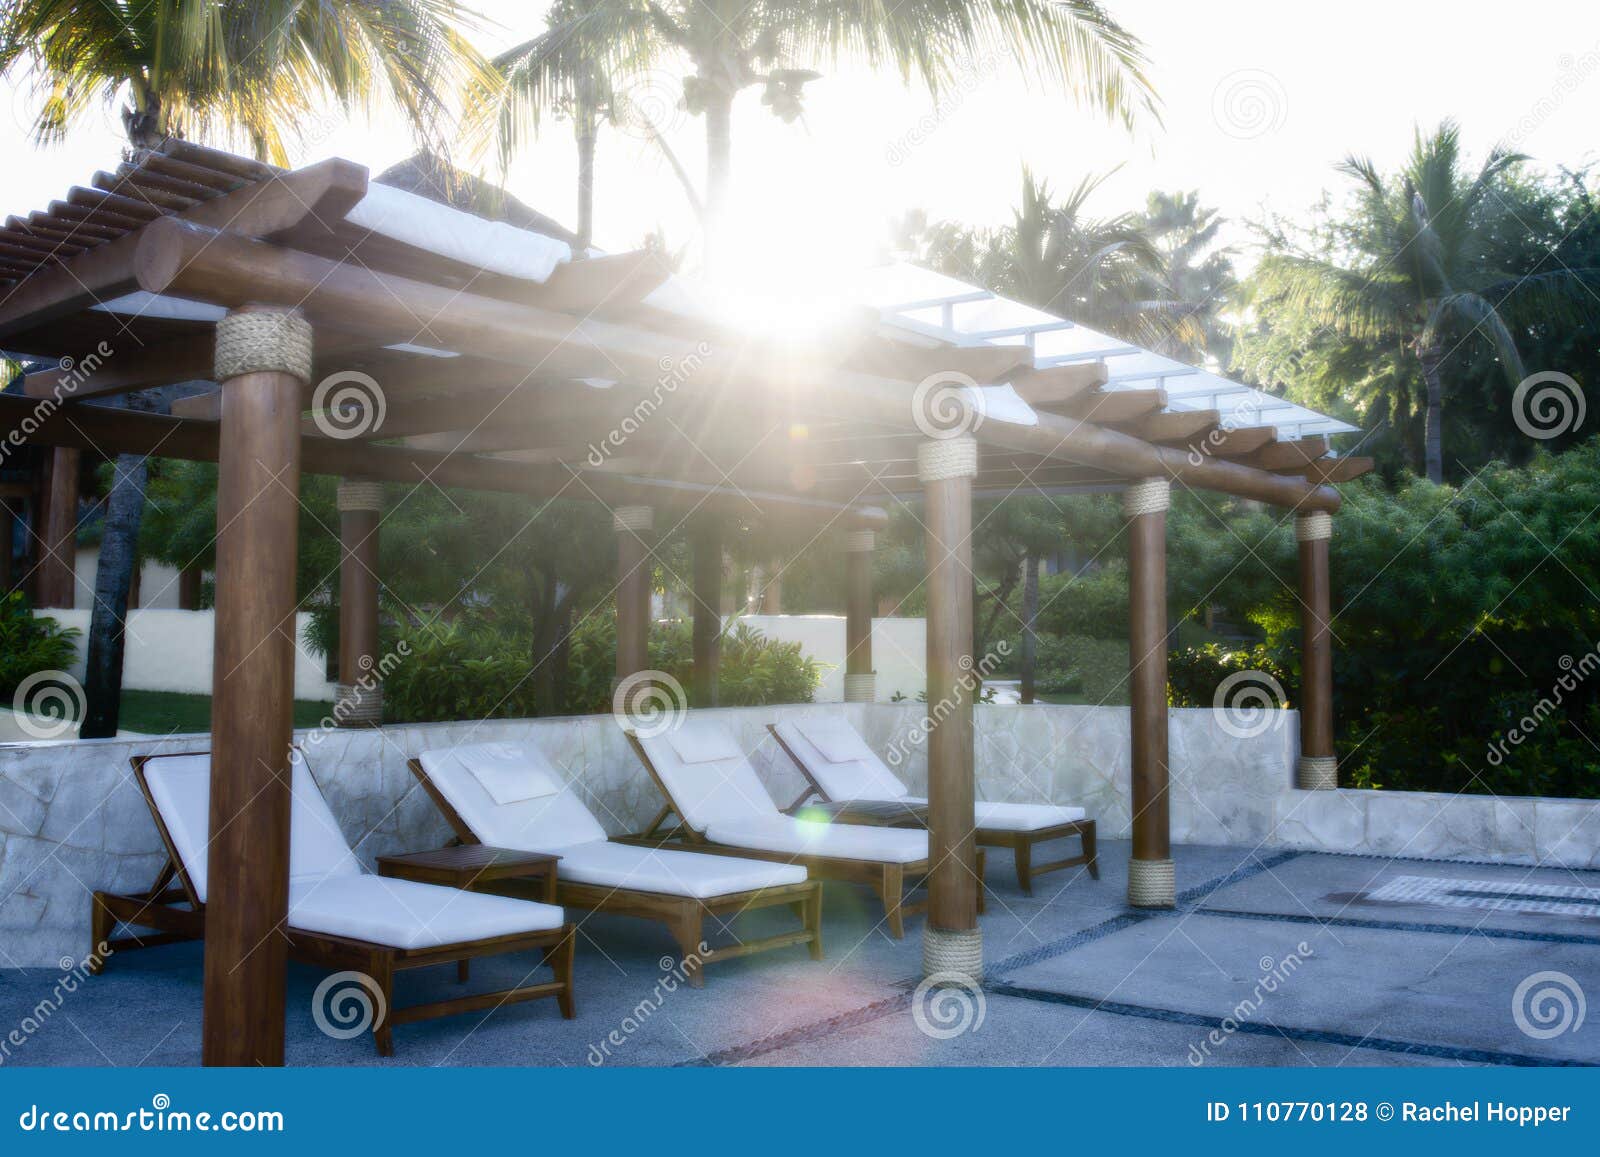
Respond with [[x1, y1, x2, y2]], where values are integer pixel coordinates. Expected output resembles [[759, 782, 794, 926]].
[[845, 263, 1358, 443]]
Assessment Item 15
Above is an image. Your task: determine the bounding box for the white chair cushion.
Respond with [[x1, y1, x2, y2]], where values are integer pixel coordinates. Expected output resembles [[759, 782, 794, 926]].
[[635, 724, 778, 832], [772, 719, 909, 802], [450, 742, 561, 805], [418, 744, 608, 852], [141, 750, 362, 904], [901, 797, 1088, 832], [666, 725, 743, 764], [705, 816, 928, 864], [554, 841, 806, 899], [287, 875, 562, 949]]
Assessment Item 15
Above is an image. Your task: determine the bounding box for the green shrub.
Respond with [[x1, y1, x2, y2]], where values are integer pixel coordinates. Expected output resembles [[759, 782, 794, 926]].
[[0, 593, 81, 698], [382, 610, 822, 724], [1167, 643, 1293, 709]]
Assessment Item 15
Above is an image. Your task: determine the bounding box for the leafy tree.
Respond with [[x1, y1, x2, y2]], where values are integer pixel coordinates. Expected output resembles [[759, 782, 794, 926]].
[[482, 0, 1156, 268], [1135, 189, 1237, 362], [1249, 121, 1599, 483]]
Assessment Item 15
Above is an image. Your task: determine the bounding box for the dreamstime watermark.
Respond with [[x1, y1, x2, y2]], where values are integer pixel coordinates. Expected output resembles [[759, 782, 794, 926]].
[[17, 1095, 283, 1133], [0, 943, 113, 1066], [911, 370, 985, 440], [1511, 370, 1585, 441], [301, 640, 412, 748], [0, 342, 115, 468], [1187, 943, 1314, 1065], [911, 972, 986, 1039], [612, 670, 688, 739], [1211, 69, 1287, 140], [612, 70, 687, 141], [885, 642, 1009, 767], [10, 670, 87, 740], [1507, 42, 1600, 147], [1485, 645, 1600, 766], [1212, 669, 1288, 739], [1511, 970, 1585, 1040], [586, 945, 707, 1065], [311, 970, 387, 1041], [1186, 388, 1272, 466], [586, 343, 712, 465], [310, 370, 387, 439], [885, 46, 1014, 166]]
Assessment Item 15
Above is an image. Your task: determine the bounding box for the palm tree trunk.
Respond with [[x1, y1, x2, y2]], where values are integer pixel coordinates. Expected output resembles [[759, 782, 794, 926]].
[[702, 87, 733, 273], [1020, 553, 1039, 704], [1419, 342, 1445, 483], [574, 80, 598, 248], [80, 448, 148, 738]]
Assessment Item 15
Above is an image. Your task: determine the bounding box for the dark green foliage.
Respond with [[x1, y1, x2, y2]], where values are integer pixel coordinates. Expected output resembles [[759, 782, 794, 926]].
[[1167, 644, 1291, 709], [382, 611, 820, 724], [0, 593, 81, 696]]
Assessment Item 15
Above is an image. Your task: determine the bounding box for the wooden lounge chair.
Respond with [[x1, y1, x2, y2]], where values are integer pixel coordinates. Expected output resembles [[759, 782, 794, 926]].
[[622, 720, 976, 939], [90, 750, 575, 1056], [769, 717, 1098, 895], [406, 742, 822, 986]]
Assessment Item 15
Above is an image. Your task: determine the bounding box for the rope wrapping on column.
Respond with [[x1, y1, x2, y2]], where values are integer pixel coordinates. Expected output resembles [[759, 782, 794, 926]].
[[334, 682, 383, 727], [336, 480, 384, 513], [916, 436, 978, 483], [922, 926, 983, 984], [843, 673, 876, 703], [612, 505, 655, 533], [1128, 858, 1175, 908], [214, 309, 313, 384], [1121, 477, 1171, 518], [1295, 511, 1334, 541], [844, 530, 876, 553], [1296, 755, 1338, 790]]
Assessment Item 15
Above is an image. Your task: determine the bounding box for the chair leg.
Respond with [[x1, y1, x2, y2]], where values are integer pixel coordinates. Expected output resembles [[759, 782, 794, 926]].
[[1082, 821, 1100, 880], [87, 894, 114, 974], [1014, 840, 1034, 896], [554, 929, 577, 1019], [370, 952, 396, 1057], [881, 864, 905, 939], [670, 908, 706, 988], [803, 885, 825, 960]]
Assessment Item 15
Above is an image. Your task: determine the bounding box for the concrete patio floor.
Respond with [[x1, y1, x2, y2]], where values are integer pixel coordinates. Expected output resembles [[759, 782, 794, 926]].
[[2, 839, 1596, 1067]]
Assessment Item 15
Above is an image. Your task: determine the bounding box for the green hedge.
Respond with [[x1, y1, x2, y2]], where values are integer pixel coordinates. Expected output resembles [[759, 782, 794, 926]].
[[381, 611, 822, 724], [0, 593, 81, 699]]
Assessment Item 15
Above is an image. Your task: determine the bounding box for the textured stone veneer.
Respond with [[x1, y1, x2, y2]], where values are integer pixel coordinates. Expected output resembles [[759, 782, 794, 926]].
[[3, 703, 1598, 966]]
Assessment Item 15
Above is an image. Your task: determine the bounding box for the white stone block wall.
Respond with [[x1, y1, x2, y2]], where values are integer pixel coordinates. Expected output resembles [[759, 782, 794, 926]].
[[3, 702, 1598, 967]]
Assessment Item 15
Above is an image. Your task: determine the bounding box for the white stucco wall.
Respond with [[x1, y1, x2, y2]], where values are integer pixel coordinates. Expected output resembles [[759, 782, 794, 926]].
[[72, 548, 186, 611], [3, 702, 1598, 966], [43, 609, 336, 702]]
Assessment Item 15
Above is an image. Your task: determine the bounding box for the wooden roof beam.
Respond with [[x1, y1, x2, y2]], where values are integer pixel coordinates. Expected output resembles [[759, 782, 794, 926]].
[[1008, 362, 1107, 406], [1287, 456, 1374, 484], [1249, 436, 1329, 470], [1053, 388, 1167, 424]]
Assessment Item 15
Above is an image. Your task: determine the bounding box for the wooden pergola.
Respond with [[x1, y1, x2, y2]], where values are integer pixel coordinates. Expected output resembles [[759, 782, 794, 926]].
[[0, 141, 1367, 1065]]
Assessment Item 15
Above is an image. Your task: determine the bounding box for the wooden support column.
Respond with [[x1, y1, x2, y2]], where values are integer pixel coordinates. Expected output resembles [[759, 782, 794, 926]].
[[203, 305, 311, 1067], [919, 436, 981, 982], [691, 519, 721, 706], [36, 446, 80, 608], [1125, 478, 1174, 908], [614, 505, 654, 681], [844, 529, 876, 703], [1295, 511, 1337, 789], [336, 478, 384, 726]]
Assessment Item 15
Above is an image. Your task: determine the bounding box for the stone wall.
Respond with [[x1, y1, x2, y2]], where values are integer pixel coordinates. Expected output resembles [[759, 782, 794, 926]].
[[3, 702, 1598, 967]]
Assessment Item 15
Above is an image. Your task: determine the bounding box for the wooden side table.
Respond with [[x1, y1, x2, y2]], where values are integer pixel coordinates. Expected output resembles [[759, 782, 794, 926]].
[[377, 845, 561, 904]]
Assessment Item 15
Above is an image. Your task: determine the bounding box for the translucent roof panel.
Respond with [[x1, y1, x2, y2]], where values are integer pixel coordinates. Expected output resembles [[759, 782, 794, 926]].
[[854, 262, 1358, 442]]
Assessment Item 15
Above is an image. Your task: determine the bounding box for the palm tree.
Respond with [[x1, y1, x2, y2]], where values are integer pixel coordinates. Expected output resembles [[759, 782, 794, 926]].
[[0, 0, 493, 736], [1253, 120, 1598, 483], [480, 0, 1156, 269], [1136, 189, 1236, 362]]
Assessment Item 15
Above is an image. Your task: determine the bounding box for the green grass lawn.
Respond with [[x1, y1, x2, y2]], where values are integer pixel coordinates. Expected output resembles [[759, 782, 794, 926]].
[[119, 690, 334, 735]]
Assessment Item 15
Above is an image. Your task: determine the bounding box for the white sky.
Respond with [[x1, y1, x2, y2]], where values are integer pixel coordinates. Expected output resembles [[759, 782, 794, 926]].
[[3, 0, 1599, 286]]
